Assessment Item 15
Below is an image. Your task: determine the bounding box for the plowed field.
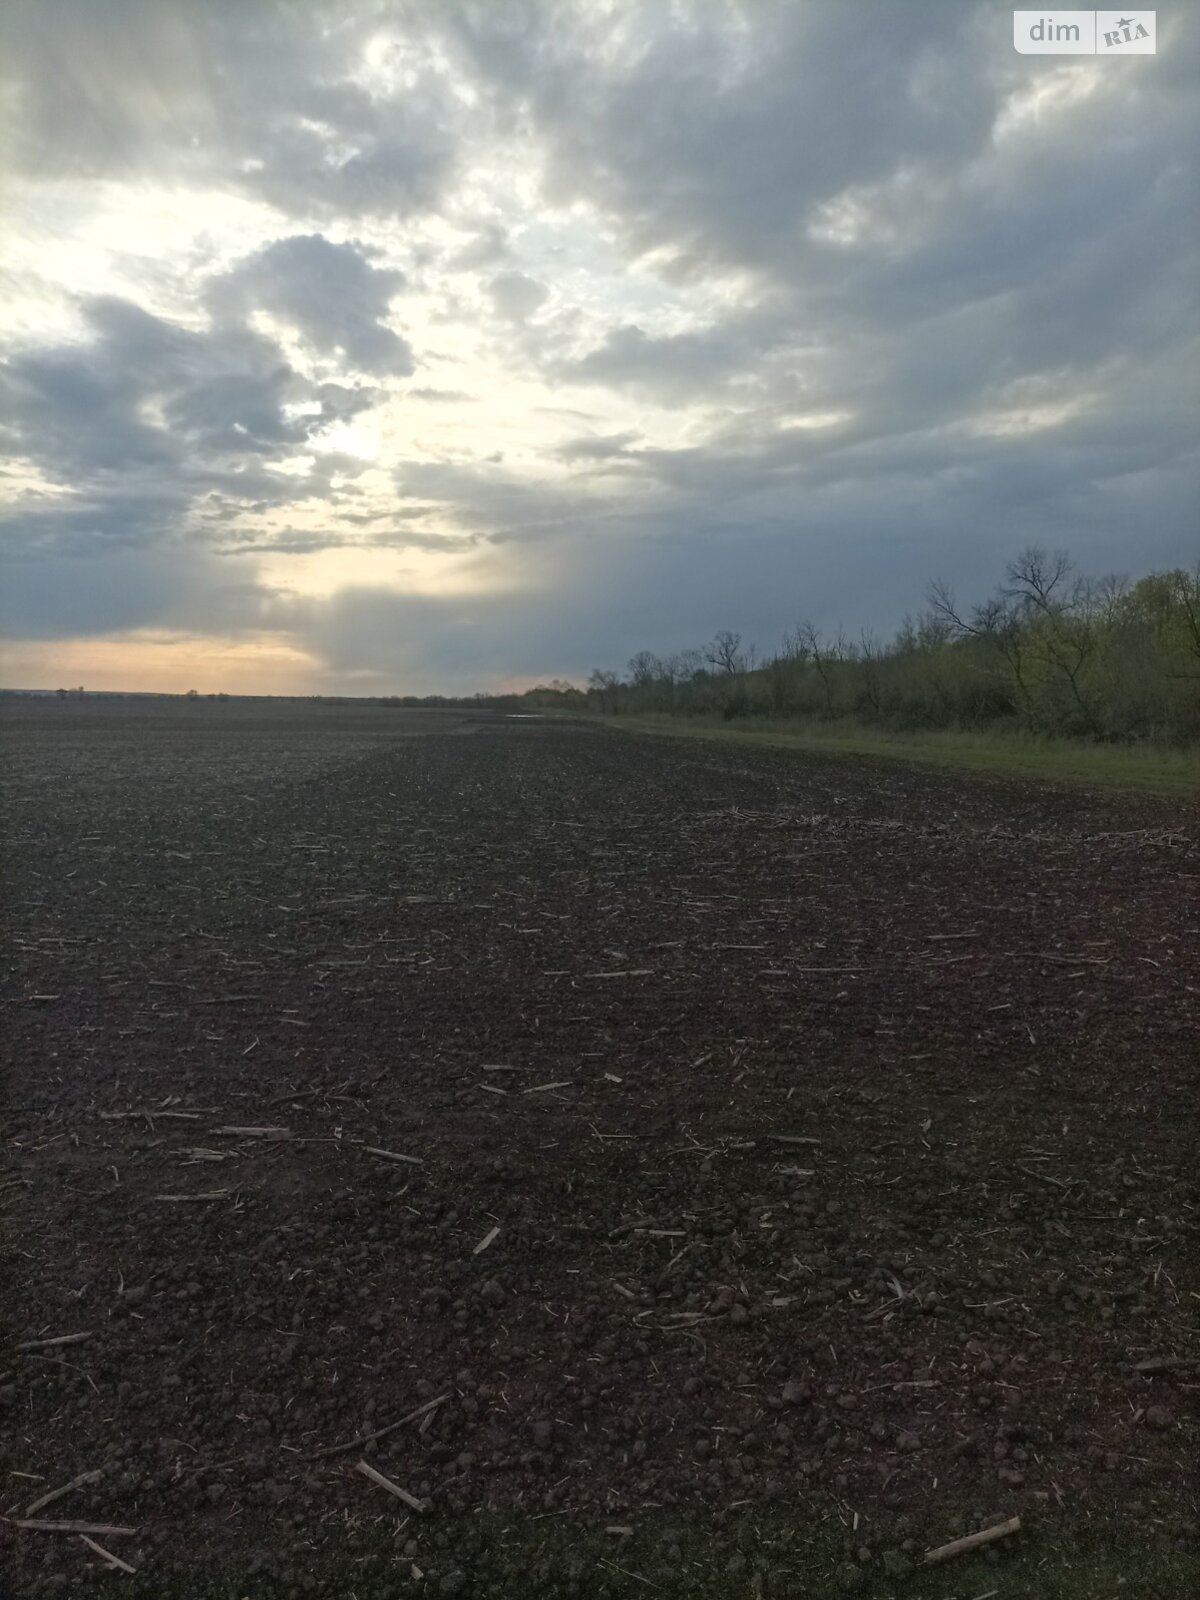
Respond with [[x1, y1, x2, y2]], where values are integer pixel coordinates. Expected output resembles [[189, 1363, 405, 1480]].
[[2, 699, 1197, 1597]]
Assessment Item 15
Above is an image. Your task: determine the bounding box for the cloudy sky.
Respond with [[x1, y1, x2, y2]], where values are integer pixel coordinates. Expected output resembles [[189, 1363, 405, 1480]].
[[1, 1, 1196, 695]]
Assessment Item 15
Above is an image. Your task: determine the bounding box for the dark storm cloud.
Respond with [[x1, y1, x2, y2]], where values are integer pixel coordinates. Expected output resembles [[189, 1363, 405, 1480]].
[[438, 2, 1197, 429], [1, 0, 1196, 685], [0, 0, 459, 218], [3, 222, 406, 642], [392, 457, 612, 545], [432, 0, 999, 279], [2, 292, 364, 488], [555, 320, 769, 400], [0, 546, 283, 641], [309, 412, 1198, 697], [0, 279, 380, 588], [211, 235, 413, 376]]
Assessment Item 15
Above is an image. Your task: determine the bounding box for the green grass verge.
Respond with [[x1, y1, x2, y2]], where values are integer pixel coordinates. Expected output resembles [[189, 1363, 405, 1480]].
[[598, 715, 1200, 797]]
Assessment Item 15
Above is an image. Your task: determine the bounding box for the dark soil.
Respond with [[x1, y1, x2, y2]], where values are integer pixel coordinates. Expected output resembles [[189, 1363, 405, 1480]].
[[2, 699, 1197, 1597]]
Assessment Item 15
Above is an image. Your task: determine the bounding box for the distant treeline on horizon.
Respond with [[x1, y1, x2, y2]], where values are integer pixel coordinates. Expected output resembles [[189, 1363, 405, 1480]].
[[12, 551, 1198, 745], [487, 551, 1200, 747]]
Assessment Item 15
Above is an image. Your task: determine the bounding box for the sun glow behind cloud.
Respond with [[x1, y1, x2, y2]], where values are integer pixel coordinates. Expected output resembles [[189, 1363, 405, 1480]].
[[251, 539, 512, 602]]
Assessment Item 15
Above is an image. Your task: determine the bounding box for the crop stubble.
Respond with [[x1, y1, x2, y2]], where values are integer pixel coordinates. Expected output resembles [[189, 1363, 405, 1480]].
[[1, 699, 1196, 1593]]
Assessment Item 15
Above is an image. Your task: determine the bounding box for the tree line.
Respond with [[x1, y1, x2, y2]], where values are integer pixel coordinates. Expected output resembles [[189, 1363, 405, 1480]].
[[513, 551, 1200, 745]]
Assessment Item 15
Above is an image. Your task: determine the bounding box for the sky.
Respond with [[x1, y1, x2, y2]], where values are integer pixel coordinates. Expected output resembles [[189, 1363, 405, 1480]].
[[1, 0, 1197, 696]]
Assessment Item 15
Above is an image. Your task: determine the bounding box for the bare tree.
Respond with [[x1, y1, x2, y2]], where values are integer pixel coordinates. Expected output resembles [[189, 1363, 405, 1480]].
[[1170, 565, 1200, 677], [627, 650, 661, 688], [779, 626, 812, 664], [928, 578, 1036, 725], [1090, 572, 1130, 625], [704, 630, 747, 675], [1002, 546, 1073, 619], [858, 628, 883, 716], [916, 608, 953, 651], [926, 579, 972, 636], [1005, 548, 1102, 734], [587, 669, 621, 714], [797, 621, 841, 716], [670, 648, 707, 683]]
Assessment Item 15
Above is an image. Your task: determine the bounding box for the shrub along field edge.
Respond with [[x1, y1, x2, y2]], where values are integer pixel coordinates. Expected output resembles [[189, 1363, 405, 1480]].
[[598, 713, 1200, 797]]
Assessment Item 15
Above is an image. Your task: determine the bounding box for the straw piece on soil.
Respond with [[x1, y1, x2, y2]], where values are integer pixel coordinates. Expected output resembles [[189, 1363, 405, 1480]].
[[364, 1146, 424, 1165], [355, 1460, 425, 1512], [212, 1125, 291, 1138], [154, 1190, 231, 1202], [310, 1393, 450, 1459], [15, 1333, 93, 1353], [9, 1519, 137, 1537], [79, 1533, 136, 1573], [23, 1469, 103, 1517], [923, 1516, 1021, 1566]]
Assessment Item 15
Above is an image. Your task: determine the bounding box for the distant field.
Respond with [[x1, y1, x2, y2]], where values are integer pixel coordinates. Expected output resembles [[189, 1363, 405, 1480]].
[[0, 693, 487, 735], [604, 712, 1200, 796], [2, 701, 1197, 1598]]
